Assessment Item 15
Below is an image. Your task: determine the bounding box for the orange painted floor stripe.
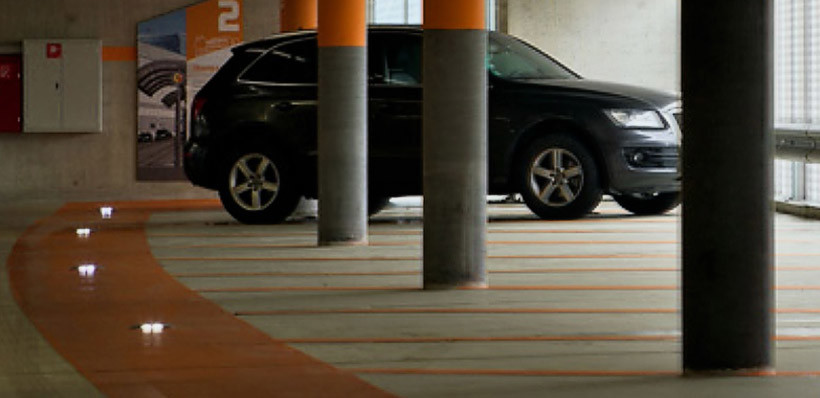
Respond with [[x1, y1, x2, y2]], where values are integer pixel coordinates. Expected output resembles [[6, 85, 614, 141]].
[[175, 271, 421, 278], [6, 201, 393, 397], [161, 256, 421, 262], [160, 254, 679, 262], [161, 252, 820, 262], [281, 335, 681, 343], [198, 285, 820, 293], [504, 217, 678, 224], [236, 308, 820, 316], [352, 368, 682, 377], [197, 285, 679, 293], [171, 240, 679, 249], [151, 228, 678, 238], [237, 308, 679, 316], [172, 267, 679, 278], [349, 368, 820, 377], [172, 266, 820, 278], [279, 335, 820, 344]]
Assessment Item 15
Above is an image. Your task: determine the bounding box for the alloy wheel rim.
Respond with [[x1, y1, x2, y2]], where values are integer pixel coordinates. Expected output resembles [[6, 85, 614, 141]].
[[229, 153, 280, 211], [529, 148, 584, 207]]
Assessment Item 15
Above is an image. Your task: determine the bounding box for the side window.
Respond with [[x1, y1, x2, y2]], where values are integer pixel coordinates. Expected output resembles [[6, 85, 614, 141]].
[[239, 38, 317, 84], [378, 34, 422, 86]]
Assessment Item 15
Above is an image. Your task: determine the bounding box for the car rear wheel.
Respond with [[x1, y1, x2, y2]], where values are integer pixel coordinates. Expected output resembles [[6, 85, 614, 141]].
[[218, 146, 301, 224], [518, 134, 602, 220], [613, 192, 681, 216]]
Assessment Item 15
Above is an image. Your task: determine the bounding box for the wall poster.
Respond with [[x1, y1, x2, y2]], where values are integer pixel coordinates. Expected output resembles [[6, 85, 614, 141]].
[[137, 0, 243, 180]]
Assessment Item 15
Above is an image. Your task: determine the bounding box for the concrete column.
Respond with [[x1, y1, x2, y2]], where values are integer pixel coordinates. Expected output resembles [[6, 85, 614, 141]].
[[682, 0, 774, 372], [317, 0, 368, 246], [280, 0, 317, 32], [422, 1, 488, 289]]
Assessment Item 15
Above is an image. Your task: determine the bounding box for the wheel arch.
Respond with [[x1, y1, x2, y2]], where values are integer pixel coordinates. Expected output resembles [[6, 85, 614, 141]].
[[211, 121, 314, 194], [508, 118, 609, 192]]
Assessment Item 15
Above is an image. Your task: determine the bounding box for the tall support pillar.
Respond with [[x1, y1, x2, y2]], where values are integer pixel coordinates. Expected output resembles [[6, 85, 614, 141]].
[[280, 0, 317, 32], [682, 0, 774, 372], [422, 1, 488, 289], [317, 0, 368, 246]]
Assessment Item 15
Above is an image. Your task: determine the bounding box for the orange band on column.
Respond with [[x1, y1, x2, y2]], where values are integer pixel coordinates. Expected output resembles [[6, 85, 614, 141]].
[[424, 0, 485, 30], [281, 0, 317, 32], [318, 0, 366, 47]]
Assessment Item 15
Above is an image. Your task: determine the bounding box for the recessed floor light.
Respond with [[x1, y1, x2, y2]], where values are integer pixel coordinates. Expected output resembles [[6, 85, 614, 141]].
[[76, 264, 97, 277], [99, 206, 113, 219], [76, 228, 91, 238], [134, 322, 169, 334]]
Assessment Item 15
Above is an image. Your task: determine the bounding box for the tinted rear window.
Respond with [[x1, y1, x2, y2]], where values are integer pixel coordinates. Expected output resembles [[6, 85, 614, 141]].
[[203, 51, 258, 89], [239, 38, 318, 84]]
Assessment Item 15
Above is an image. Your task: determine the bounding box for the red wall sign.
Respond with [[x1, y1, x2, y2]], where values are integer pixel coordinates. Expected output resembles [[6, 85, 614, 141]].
[[46, 43, 62, 59]]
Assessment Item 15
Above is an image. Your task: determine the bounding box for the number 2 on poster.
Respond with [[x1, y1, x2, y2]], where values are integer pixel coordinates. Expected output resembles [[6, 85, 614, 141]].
[[218, 0, 240, 32]]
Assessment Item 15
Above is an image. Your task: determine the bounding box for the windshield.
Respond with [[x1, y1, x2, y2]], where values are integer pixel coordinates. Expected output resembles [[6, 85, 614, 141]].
[[488, 33, 578, 80]]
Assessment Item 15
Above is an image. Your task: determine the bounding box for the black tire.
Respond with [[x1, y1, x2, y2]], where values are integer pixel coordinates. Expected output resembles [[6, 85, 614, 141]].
[[218, 144, 302, 224], [613, 192, 681, 216], [368, 195, 392, 216], [517, 134, 603, 220]]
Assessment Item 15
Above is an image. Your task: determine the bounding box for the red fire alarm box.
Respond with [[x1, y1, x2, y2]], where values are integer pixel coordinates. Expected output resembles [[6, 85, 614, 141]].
[[0, 54, 22, 132], [46, 43, 62, 59]]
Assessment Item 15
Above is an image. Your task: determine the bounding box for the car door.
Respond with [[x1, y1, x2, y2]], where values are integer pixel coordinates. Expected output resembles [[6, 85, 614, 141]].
[[236, 37, 319, 155], [368, 32, 423, 197]]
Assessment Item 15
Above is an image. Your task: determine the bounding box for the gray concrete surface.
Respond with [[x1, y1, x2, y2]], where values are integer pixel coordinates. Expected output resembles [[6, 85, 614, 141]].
[[0, 201, 102, 397], [422, 29, 488, 288], [146, 200, 820, 397]]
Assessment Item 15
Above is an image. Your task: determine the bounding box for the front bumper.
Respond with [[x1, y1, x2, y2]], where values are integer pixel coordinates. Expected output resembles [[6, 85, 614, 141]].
[[602, 129, 681, 195]]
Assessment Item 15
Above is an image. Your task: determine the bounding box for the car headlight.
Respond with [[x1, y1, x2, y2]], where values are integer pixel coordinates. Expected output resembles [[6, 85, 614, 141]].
[[604, 109, 666, 129]]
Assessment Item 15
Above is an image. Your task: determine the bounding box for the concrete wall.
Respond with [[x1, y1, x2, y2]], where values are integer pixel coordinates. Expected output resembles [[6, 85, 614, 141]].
[[0, 0, 279, 202], [507, 0, 680, 93]]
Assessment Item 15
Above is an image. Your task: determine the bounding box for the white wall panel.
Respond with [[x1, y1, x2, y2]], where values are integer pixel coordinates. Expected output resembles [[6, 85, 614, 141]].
[[508, 0, 680, 93]]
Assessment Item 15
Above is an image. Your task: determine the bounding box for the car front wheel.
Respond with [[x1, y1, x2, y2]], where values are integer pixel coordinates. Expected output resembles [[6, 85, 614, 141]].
[[518, 134, 603, 220], [218, 146, 301, 224], [613, 192, 681, 216]]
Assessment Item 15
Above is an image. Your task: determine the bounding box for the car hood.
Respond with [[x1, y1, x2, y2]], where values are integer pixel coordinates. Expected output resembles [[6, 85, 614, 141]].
[[519, 78, 680, 109]]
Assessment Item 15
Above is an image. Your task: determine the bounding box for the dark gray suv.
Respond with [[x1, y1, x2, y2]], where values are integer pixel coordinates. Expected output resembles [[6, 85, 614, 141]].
[[184, 27, 681, 224]]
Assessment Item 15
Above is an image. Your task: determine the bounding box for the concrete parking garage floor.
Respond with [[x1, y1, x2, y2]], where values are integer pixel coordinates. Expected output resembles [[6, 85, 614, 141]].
[[3, 198, 820, 397]]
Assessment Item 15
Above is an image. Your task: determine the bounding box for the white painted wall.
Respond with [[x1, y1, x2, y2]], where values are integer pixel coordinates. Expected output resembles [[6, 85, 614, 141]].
[[508, 0, 680, 93]]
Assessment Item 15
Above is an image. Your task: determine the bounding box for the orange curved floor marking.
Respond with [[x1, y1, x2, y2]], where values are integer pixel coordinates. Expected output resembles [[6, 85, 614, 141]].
[[6, 200, 393, 397]]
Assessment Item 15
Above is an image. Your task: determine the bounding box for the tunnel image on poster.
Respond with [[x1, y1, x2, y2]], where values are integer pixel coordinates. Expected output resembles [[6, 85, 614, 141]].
[[136, 0, 243, 181]]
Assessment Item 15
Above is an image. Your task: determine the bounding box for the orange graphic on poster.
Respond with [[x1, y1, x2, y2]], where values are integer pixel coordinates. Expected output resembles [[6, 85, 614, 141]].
[[186, 0, 243, 60]]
